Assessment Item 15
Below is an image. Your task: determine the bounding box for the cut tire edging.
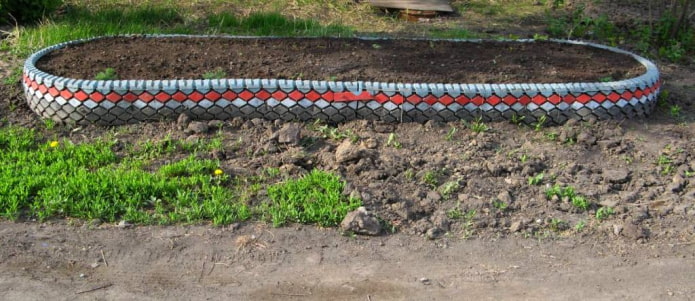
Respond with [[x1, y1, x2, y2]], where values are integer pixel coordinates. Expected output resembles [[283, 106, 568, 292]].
[[22, 34, 661, 125]]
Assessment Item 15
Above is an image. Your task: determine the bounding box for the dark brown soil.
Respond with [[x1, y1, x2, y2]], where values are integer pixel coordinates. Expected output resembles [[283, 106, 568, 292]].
[[36, 37, 645, 83]]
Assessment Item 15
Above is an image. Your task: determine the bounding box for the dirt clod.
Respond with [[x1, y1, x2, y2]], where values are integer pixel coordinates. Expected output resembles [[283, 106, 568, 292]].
[[341, 207, 382, 236]]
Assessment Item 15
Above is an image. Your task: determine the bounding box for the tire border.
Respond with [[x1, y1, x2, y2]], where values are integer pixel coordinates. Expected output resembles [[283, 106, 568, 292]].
[[22, 35, 661, 125]]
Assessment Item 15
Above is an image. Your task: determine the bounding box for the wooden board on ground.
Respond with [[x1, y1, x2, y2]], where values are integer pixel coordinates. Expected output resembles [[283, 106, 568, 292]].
[[368, 0, 454, 12]]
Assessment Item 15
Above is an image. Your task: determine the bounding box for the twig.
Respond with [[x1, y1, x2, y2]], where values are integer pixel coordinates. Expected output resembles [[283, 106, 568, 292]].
[[367, 295, 372, 301], [100, 250, 108, 267], [75, 283, 113, 294]]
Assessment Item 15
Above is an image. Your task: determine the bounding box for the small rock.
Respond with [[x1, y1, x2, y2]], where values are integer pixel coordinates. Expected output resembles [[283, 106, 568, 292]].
[[426, 191, 441, 203], [623, 223, 648, 240], [79, 273, 86, 278], [186, 121, 209, 134], [576, 131, 596, 145], [612, 224, 623, 236], [668, 175, 686, 193], [425, 227, 444, 240], [116, 220, 132, 229], [89, 219, 102, 227], [335, 139, 369, 163], [207, 119, 224, 129], [599, 198, 620, 208], [363, 138, 378, 149], [509, 221, 524, 232], [496, 190, 514, 205], [630, 207, 650, 223], [341, 207, 381, 236], [90, 262, 100, 268], [176, 113, 191, 129], [277, 123, 302, 145], [419, 277, 431, 285], [603, 168, 630, 184]]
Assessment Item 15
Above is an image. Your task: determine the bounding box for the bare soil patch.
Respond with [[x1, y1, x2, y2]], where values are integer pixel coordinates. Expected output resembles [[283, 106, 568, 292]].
[[35, 36, 645, 83]]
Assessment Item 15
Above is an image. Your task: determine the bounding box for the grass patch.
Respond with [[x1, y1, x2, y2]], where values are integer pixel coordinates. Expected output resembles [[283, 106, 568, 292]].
[[545, 184, 591, 211], [0, 127, 250, 224], [208, 11, 352, 37], [4, 5, 352, 57], [0, 127, 359, 227], [265, 169, 361, 227]]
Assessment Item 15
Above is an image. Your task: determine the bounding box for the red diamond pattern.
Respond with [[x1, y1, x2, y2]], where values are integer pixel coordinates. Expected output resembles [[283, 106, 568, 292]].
[[48, 87, 60, 97], [205, 91, 221, 101], [439, 94, 454, 106], [106, 92, 122, 102], [272, 91, 287, 100], [73, 91, 89, 101], [59, 90, 73, 100], [563, 94, 576, 103], [592, 93, 607, 103], [154, 92, 171, 102], [304, 90, 321, 102], [502, 95, 517, 106], [139, 92, 154, 103], [518, 95, 531, 105], [390, 94, 404, 105], [644, 87, 651, 95], [255, 90, 271, 101], [123, 92, 138, 102], [423, 95, 438, 105], [575, 94, 591, 104], [633, 89, 644, 98], [487, 94, 501, 106], [455, 95, 470, 105], [288, 90, 304, 101], [38, 84, 48, 94], [471, 95, 484, 106], [239, 90, 255, 101], [222, 91, 237, 100], [547, 94, 561, 104], [30, 81, 38, 90], [322, 91, 334, 101], [172, 91, 188, 102], [606, 92, 620, 102], [188, 91, 204, 102], [531, 94, 546, 105], [90, 92, 105, 103], [374, 93, 390, 104], [621, 91, 633, 100], [406, 94, 422, 104]]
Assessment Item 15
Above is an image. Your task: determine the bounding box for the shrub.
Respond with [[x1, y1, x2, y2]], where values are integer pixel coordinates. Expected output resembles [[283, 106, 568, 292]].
[[0, 0, 62, 25]]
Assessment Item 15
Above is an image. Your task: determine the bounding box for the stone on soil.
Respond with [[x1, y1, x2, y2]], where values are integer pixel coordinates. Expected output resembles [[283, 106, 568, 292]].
[[603, 168, 630, 184], [335, 139, 370, 163], [277, 123, 302, 145], [340, 207, 381, 236], [186, 121, 209, 134]]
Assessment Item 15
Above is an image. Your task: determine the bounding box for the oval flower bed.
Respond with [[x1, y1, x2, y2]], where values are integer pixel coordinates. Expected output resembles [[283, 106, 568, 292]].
[[22, 35, 661, 125]]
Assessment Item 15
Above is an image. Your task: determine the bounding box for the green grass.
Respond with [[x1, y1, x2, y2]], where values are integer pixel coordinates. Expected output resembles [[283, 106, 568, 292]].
[[4, 5, 352, 57], [95, 67, 118, 80], [545, 184, 591, 211], [208, 11, 352, 37], [0, 127, 358, 227], [265, 169, 361, 227]]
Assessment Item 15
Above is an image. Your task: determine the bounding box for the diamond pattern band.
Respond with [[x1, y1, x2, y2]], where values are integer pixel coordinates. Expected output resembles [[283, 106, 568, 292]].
[[23, 35, 661, 125]]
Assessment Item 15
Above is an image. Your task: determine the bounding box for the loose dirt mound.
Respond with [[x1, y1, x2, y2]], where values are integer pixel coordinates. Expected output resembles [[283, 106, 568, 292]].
[[35, 37, 645, 83]]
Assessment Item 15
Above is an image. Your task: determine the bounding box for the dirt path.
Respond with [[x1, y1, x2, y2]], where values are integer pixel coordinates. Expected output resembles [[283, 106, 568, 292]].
[[1, 221, 694, 300]]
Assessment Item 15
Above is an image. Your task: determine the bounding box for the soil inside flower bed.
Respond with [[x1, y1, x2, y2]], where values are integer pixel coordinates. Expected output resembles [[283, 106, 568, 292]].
[[35, 36, 645, 83]]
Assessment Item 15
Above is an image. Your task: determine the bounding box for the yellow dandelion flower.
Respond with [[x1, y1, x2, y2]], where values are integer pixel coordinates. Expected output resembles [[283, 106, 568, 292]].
[[49, 141, 59, 148], [214, 169, 224, 176]]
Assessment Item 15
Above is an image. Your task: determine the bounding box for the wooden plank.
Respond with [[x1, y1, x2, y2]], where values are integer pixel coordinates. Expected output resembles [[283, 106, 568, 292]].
[[368, 0, 454, 12]]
